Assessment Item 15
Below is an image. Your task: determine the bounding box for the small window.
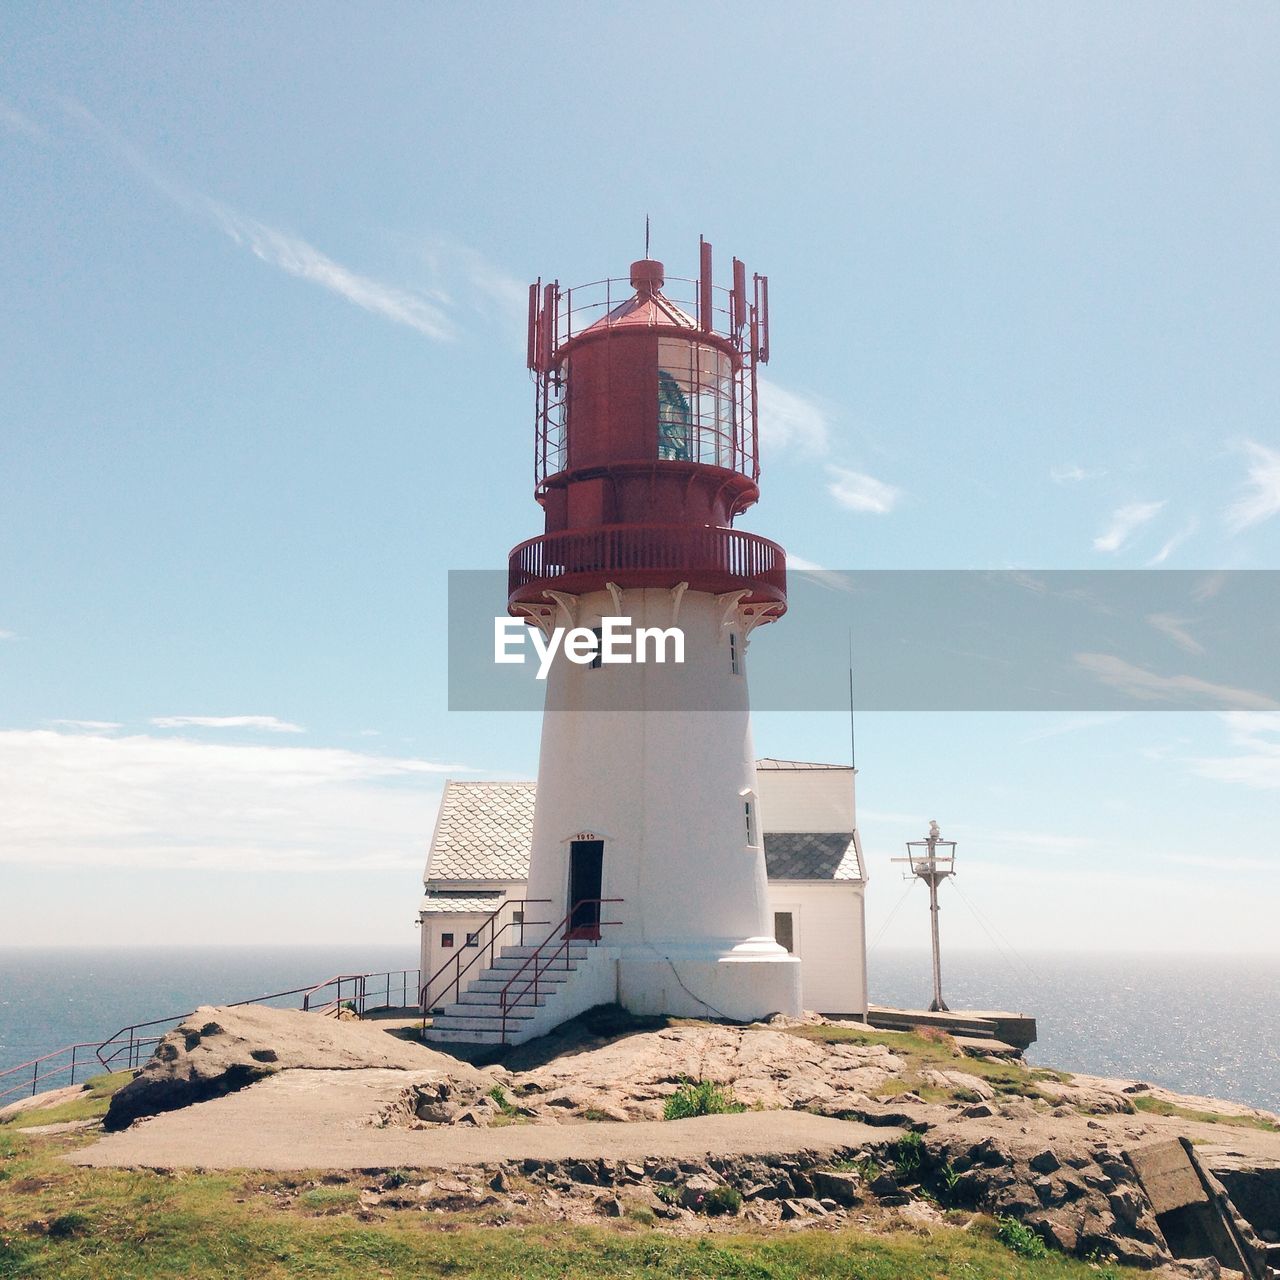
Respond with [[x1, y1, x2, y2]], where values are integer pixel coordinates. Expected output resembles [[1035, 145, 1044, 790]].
[[589, 626, 603, 669], [744, 798, 757, 846], [729, 632, 740, 675], [440, 932, 455, 949], [465, 931, 481, 947], [511, 910, 525, 925], [774, 911, 795, 953]]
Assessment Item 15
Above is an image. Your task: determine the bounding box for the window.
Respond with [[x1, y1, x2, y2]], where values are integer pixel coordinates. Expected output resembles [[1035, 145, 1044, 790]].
[[511, 910, 524, 925], [744, 797, 757, 846], [440, 932, 454, 949], [729, 632, 740, 675], [657, 339, 736, 468], [465, 931, 481, 948], [774, 911, 795, 954], [589, 626, 603, 669]]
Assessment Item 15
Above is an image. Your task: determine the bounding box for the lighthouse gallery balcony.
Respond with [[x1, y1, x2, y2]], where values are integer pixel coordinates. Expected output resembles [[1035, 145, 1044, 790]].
[[508, 523, 787, 611]]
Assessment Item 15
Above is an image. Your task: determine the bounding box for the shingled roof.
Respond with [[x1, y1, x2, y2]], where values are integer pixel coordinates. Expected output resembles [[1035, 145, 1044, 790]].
[[424, 781, 536, 884], [763, 832, 864, 881]]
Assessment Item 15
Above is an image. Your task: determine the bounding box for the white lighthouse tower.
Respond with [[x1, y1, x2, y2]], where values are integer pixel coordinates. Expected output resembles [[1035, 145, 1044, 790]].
[[426, 241, 801, 1044]]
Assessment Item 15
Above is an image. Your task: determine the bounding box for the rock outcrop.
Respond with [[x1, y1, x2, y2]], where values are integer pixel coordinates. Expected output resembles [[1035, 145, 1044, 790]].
[[104, 1004, 482, 1131]]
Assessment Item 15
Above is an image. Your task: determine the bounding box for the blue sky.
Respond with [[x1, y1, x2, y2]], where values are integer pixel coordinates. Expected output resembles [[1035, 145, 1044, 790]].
[[1, 4, 1278, 957]]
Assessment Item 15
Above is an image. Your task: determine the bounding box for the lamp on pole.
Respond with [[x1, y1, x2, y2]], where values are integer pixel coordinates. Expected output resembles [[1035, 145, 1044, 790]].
[[892, 821, 957, 1012]]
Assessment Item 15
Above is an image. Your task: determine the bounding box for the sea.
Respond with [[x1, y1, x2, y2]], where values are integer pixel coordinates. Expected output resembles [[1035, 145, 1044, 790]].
[[0, 947, 1276, 1114]]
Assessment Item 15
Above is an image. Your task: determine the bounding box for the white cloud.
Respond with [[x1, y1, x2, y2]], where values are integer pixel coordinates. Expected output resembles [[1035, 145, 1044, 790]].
[[1092, 500, 1165, 553], [421, 237, 526, 333], [0, 629, 14, 641], [150, 715, 305, 733], [757, 380, 831, 454], [1146, 613, 1204, 656], [1051, 464, 1105, 484], [1147, 517, 1198, 566], [826, 464, 901, 515], [62, 98, 453, 341], [0, 729, 465, 870], [1074, 653, 1277, 711], [0, 98, 45, 142], [49, 719, 122, 732], [1187, 713, 1280, 791], [1225, 440, 1280, 534]]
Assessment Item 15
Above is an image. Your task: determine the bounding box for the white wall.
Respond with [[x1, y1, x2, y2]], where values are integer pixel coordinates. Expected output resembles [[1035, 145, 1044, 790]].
[[767, 882, 867, 1016], [756, 766, 855, 833], [523, 586, 800, 1019]]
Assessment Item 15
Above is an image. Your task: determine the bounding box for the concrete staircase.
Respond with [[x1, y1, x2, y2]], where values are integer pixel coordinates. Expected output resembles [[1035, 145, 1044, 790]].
[[424, 943, 618, 1047]]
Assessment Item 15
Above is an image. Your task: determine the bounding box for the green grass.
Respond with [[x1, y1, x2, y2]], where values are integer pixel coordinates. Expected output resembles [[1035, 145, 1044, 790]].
[[662, 1080, 746, 1121], [486, 1084, 519, 1117], [0, 1121, 1148, 1279], [1131, 1095, 1279, 1131], [0, 1072, 134, 1130]]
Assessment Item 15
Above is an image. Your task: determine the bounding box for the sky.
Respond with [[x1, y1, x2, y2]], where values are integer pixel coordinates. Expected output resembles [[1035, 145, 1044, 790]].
[[1, 4, 1278, 959]]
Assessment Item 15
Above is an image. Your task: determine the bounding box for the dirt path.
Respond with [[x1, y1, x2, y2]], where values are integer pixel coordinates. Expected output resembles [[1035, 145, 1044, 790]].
[[70, 1069, 896, 1171]]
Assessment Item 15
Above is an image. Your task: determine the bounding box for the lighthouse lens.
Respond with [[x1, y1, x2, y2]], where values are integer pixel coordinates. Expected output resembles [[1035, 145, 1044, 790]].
[[657, 339, 737, 470]]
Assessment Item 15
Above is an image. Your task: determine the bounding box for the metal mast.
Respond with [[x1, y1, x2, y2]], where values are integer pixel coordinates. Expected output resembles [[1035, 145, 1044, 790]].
[[892, 821, 958, 1012]]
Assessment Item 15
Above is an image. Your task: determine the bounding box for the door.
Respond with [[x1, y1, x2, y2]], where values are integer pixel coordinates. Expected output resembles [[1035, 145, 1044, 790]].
[[773, 911, 795, 954], [567, 839, 604, 939]]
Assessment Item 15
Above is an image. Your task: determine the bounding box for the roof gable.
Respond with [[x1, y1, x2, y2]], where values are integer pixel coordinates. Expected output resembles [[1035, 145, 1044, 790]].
[[425, 781, 536, 883]]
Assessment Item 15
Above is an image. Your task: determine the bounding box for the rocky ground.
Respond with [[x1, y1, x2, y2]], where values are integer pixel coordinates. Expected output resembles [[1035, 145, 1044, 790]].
[[12, 1002, 1278, 1278]]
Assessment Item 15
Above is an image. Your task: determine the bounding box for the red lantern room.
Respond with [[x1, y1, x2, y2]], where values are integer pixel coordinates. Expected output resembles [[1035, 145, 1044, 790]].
[[508, 238, 787, 616]]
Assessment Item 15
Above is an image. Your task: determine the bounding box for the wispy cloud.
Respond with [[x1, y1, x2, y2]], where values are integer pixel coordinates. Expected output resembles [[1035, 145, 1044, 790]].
[[150, 715, 305, 734], [757, 380, 831, 454], [1225, 440, 1280, 534], [0, 729, 466, 870], [1074, 653, 1277, 711], [1147, 516, 1198, 566], [49, 719, 122, 732], [1146, 613, 1204, 656], [0, 629, 15, 641], [420, 237, 526, 333], [1021, 713, 1127, 743], [1051, 463, 1105, 484], [1187, 713, 1280, 791], [1092, 500, 1165, 553], [826, 464, 901, 515], [62, 98, 454, 341], [0, 98, 46, 143]]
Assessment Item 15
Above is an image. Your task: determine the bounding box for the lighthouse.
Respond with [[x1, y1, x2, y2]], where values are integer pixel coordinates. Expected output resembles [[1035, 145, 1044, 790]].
[[507, 241, 802, 1023]]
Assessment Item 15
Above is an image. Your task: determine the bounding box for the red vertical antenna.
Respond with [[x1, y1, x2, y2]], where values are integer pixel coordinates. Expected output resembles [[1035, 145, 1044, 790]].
[[699, 237, 714, 333]]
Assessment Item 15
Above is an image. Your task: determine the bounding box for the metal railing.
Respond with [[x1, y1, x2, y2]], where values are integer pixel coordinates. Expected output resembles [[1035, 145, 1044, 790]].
[[418, 899, 550, 1024], [0, 966, 421, 1106], [508, 522, 786, 606], [498, 898, 623, 1041]]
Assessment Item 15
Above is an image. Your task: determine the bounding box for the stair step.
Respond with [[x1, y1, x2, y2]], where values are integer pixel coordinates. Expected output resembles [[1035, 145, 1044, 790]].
[[500, 944, 591, 961], [423, 1027, 508, 1044], [436, 1002, 538, 1021], [430, 1014, 534, 1033], [485, 956, 579, 974], [452, 990, 551, 1007]]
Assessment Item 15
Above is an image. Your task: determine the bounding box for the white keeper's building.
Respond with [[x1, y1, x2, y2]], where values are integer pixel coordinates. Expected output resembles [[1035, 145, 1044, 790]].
[[418, 758, 868, 1021]]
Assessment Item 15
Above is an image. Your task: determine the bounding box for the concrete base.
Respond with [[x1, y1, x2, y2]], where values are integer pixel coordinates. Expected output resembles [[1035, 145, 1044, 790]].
[[617, 939, 802, 1022]]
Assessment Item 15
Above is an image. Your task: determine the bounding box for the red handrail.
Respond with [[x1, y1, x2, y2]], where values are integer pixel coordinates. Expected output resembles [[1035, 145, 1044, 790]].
[[498, 899, 623, 1041]]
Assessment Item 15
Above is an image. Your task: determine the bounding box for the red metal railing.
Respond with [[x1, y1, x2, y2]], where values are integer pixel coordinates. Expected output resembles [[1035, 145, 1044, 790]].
[[418, 899, 550, 1022], [508, 523, 786, 607], [0, 966, 421, 1106], [498, 899, 623, 1041]]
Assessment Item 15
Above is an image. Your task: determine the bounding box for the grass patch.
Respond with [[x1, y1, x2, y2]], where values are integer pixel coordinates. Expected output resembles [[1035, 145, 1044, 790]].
[[663, 1080, 746, 1121], [1, 1071, 134, 1130], [1131, 1095, 1279, 1131], [297, 1185, 362, 1214], [996, 1214, 1049, 1259], [486, 1084, 519, 1117]]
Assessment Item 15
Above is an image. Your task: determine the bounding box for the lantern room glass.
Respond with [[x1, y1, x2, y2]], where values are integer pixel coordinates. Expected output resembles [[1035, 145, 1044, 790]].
[[657, 338, 736, 468]]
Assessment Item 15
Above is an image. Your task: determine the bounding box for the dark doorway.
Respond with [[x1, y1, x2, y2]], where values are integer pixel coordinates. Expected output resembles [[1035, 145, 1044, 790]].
[[567, 839, 604, 939], [773, 911, 795, 953]]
